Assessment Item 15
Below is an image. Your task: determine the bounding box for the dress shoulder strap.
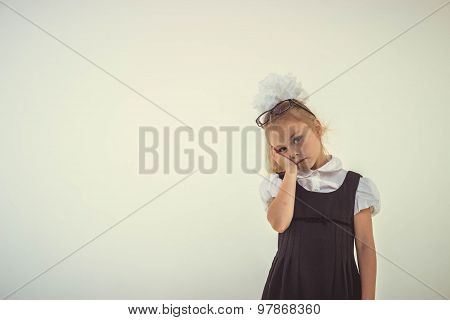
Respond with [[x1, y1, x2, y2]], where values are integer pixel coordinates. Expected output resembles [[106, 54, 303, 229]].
[[276, 171, 285, 180]]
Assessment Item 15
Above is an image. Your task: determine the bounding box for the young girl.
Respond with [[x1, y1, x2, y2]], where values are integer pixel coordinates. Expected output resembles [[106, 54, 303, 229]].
[[255, 73, 381, 300]]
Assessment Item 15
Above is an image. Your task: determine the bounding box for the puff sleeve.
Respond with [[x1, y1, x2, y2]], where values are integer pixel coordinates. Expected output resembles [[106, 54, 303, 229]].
[[354, 176, 381, 216], [259, 173, 283, 211]]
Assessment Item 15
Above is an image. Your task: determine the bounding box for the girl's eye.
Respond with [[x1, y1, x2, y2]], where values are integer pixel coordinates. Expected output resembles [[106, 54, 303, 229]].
[[276, 147, 287, 153], [293, 136, 302, 144]]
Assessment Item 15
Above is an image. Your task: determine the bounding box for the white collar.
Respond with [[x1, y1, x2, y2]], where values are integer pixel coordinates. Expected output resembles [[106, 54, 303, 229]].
[[297, 154, 342, 178]]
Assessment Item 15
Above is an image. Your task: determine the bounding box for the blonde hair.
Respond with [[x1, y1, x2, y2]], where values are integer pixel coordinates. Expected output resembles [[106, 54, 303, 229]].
[[262, 99, 331, 174]]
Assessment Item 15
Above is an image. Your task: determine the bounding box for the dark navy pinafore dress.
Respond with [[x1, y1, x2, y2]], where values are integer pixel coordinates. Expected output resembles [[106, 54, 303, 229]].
[[262, 170, 363, 300]]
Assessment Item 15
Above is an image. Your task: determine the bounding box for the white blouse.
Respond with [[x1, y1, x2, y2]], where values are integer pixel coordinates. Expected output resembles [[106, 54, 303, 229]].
[[259, 154, 381, 216]]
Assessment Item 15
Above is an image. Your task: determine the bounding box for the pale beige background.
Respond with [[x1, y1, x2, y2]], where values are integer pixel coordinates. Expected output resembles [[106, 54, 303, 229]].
[[0, 0, 449, 299]]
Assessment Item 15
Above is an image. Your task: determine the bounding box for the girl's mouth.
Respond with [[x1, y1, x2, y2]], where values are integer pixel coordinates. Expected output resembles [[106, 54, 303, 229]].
[[296, 158, 307, 165]]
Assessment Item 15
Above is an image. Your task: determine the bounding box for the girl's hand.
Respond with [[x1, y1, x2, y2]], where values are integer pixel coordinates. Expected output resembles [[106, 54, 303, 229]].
[[272, 147, 298, 175]]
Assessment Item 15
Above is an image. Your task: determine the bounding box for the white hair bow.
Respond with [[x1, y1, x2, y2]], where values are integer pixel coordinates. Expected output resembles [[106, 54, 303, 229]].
[[253, 72, 308, 114]]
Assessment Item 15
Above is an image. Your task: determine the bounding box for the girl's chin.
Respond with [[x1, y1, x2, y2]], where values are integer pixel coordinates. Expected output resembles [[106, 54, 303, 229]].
[[296, 160, 309, 169]]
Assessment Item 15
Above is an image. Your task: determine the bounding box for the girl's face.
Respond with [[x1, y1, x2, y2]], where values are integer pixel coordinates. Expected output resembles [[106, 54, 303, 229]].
[[268, 117, 326, 175]]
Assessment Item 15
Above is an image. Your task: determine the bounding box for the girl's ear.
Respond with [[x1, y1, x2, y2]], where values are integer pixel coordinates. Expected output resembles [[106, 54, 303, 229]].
[[313, 119, 323, 136]]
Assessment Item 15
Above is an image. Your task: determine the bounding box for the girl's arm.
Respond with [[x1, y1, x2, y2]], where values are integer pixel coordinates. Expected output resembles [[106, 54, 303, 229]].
[[354, 208, 377, 300], [266, 171, 297, 233]]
